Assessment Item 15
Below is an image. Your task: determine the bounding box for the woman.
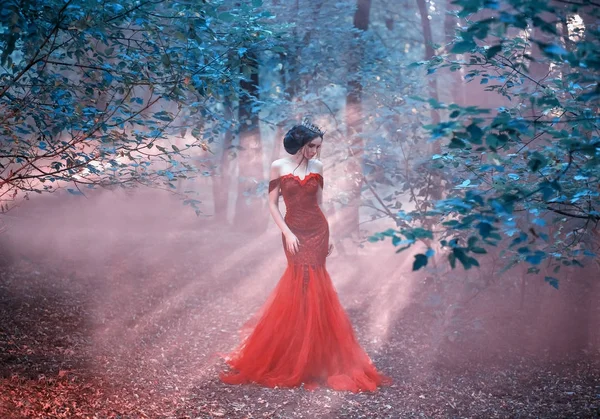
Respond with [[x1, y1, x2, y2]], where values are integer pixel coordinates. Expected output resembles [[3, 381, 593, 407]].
[[220, 120, 390, 392]]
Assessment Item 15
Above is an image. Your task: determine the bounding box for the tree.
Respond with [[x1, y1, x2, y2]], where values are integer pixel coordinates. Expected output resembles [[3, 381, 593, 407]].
[[342, 0, 372, 240], [234, 49, 268, 231], [212, 97, 235, 223], [416, 0, 441, 126], [371, 0, 600, 278], [0, 0, 274, 216]]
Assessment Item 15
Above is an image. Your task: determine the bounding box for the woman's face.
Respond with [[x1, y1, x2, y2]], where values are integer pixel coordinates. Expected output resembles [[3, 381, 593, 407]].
[[302, 137, 323, 160]]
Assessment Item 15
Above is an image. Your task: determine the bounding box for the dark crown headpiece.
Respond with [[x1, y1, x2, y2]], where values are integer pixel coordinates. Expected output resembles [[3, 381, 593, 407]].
[[301, 118, 325, 137]]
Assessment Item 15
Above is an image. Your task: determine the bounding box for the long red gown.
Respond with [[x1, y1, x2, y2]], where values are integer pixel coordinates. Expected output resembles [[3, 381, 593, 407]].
[[219, 172, 391, 392]]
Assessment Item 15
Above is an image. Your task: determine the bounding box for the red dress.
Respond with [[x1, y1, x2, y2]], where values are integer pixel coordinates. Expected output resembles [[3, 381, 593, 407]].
[[220, 172, 391, 392]]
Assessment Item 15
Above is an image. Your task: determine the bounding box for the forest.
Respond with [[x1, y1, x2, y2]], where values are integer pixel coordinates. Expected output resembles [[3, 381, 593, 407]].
[[0, 0, 599, 417]]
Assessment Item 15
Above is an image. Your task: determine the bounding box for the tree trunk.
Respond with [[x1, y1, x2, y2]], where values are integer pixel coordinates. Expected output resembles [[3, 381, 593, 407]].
[[271, 54, 284, 162], [443, 0, 466, 107], [562, 227, 600, 353], [567, 267, 595, 353], [579, 6, 600, 117], [528, 14, 554, 82], [286, 0, 308, 122], [417, 0, 441, 126], [233, 50, 268, 232], [213, 99, 234, 223], [342, 0, 372, 241], [271, 124, 283, 163]]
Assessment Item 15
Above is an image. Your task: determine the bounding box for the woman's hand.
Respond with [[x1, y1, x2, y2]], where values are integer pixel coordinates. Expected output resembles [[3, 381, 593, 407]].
[[327, 244, 334, 257], [284, 231, 300, 254]]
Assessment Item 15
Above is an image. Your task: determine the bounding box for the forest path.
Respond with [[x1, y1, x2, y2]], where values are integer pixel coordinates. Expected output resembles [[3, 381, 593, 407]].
[[0, 192, 598, 418]]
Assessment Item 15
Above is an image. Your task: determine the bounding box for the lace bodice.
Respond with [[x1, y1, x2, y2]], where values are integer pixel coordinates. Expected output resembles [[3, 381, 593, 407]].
[[269, 172, 328, 267]]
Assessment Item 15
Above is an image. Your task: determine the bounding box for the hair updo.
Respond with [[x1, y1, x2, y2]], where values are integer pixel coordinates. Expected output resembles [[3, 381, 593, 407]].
[[283, 125, 324, 155]]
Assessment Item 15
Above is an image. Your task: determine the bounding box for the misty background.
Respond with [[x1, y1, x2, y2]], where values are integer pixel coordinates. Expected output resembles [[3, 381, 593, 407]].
[[1, 0, 599, 417]]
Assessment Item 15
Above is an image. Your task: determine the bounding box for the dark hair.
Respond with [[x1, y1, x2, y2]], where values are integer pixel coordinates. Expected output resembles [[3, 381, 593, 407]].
[[283, 124, 324, 176], [283, 125, 323, 155]]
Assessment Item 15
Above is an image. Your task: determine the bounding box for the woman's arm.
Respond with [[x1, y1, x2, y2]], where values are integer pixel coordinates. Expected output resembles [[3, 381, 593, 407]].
[[314, 160, 333, 256], [313, 160, 334, 256], [314, 160, 326, 215], [269, 161, 300, 254], [268, 161, 292, 236]]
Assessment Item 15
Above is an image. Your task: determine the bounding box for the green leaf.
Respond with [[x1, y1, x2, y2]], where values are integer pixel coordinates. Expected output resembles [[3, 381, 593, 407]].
[[527, 152, 547, 172], [526, 251, 546, 265], [572, 259, 584, 268], [466, 123, 483, 144], [453, 248, 475, 269], [451, 40, 476, 54], [218, 12, 235, 22], [485, 43, 503, 59], [468, 236, 478, 248], [477, 222, 493, 238], [544, 276, 559, 289], [153, 111, 172, 122], [486, 134, 499, 149], [449, 137, 467, 149], [543, 44, 567, 57], [412, 254, 428, 271], [67, 188, 84, 195], [468, 256, 480, 267], [488, 233, 502, 241], [449, 252, 456, 269]]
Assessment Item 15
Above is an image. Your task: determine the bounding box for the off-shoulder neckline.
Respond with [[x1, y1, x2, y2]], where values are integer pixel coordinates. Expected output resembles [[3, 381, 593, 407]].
[[268, 172, 322, 192], [278, 172, 323, 182]]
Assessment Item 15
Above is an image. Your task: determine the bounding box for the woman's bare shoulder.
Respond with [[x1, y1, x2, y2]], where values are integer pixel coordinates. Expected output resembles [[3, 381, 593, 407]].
[[271, 158, 286, 168], [312, 159, 324, 174], [270, 159, 285, 178]]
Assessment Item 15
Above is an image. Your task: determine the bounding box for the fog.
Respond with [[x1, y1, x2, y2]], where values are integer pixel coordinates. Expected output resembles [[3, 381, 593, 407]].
[[1, 0, 599, 416], [2, 184, 598, 387]]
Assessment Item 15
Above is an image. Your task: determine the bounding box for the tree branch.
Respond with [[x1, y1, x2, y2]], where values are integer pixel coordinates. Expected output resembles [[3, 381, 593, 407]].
[[0, 0, 73, 99]]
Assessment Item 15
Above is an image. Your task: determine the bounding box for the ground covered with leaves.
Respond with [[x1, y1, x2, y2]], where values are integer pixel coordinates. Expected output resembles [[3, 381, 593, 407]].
[[0, 213, 599, 418]]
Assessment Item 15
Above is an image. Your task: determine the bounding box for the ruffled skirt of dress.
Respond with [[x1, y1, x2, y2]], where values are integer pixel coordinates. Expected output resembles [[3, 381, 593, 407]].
[[219, 264, 391, 392]]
